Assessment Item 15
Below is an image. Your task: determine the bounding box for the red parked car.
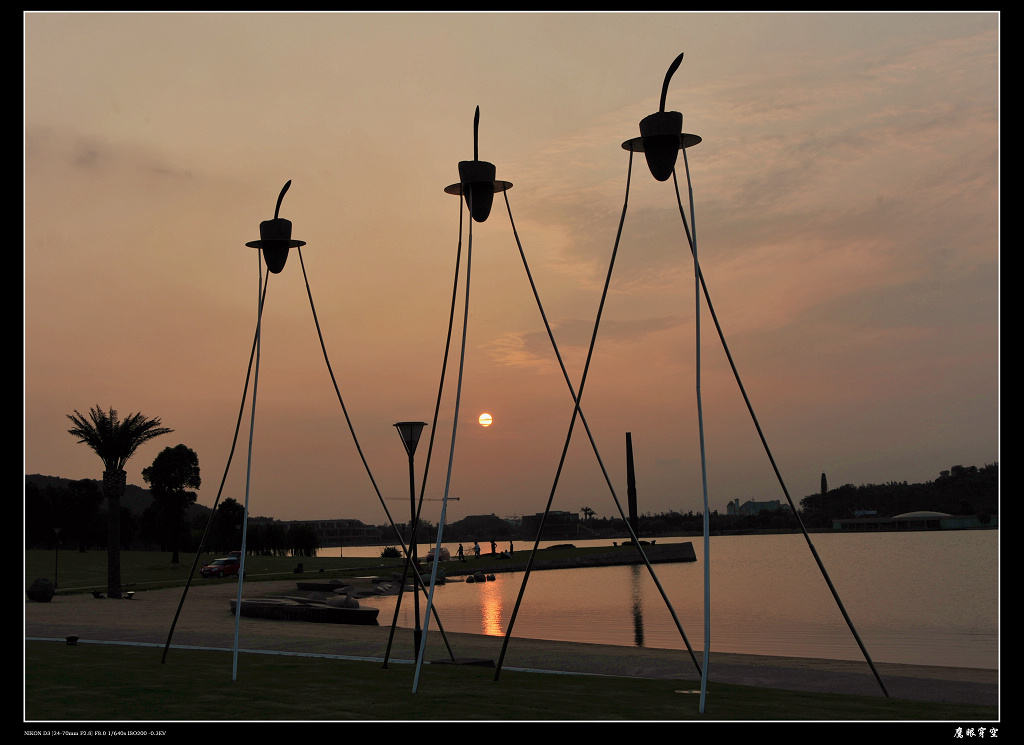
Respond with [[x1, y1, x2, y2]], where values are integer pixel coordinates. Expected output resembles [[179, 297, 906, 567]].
[[200, 556, 240, 578]]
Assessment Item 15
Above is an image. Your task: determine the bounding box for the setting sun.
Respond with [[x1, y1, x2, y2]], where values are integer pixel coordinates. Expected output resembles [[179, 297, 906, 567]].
[[479, 413, 493, 427]]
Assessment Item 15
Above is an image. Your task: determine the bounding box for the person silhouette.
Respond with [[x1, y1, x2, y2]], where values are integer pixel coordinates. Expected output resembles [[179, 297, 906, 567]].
[[457, 543, 465, 561]]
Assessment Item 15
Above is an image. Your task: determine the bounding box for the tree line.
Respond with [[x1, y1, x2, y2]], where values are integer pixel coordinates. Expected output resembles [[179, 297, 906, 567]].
[[798, 463, 998, 529], [571, 463, 998, 536], [29, 401, 999, 600], [26, 480, 327, 558], [26, 405, 332, 599]]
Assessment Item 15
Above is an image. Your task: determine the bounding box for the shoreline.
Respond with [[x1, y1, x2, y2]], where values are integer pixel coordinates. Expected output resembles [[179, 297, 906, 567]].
[[25, 579, 998, 707]]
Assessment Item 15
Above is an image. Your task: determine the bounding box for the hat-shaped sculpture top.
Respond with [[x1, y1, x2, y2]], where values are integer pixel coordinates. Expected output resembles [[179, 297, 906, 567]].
[[445, 107, 512, 220], [451, 106, 512, 223], [245, 180, 306, 274], [638, 53, 687, 181]]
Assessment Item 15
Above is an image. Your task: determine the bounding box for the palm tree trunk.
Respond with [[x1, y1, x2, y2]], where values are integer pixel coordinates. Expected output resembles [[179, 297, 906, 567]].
[[103, 468, 126, 599]]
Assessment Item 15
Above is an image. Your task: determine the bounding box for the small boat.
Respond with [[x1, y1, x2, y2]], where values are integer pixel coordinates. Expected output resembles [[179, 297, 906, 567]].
[[230, 596, 379, 625]]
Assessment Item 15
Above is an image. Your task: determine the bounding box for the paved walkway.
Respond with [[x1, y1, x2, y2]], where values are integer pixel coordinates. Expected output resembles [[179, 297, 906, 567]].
[[25, 579, 998, 708]]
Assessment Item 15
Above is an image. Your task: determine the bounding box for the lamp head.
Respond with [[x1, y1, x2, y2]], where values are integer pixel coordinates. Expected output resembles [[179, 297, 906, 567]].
[[394, 421, 428, 457]]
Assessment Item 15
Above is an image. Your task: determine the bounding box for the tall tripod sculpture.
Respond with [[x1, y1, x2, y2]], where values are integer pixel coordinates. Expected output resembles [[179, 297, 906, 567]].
[[413, 105, 703, 694], [491, 55, 705, 689], [492, 53, 888, 715], [621, 52, 713, 710], [626, 53, 888, 712], [161, 181, 461, 679], [159, 180, 306, 681], [401, 107, 513, 692]]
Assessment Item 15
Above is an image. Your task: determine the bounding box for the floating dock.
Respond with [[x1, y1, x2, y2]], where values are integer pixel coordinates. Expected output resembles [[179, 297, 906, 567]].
[[444, 541, 696, 577]]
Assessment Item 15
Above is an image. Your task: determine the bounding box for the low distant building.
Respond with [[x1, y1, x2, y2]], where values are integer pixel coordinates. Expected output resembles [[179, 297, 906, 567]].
[[726, 498, 782, 516], [832, 511, 997, 532], [281, 518, 382, 547]]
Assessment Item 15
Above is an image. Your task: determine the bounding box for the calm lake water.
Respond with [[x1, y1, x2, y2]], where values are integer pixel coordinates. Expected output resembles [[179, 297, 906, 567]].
[[322, 530, 998, 669]]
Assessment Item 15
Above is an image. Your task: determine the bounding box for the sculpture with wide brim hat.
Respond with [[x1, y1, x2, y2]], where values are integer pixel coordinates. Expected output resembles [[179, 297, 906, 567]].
[[621, 53, 701, 181], [245, 180, 306, 274], [445, 106, 512, 223]]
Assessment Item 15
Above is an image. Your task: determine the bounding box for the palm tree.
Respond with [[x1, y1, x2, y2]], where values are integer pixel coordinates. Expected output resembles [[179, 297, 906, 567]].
[[67, 406, 172, 598]]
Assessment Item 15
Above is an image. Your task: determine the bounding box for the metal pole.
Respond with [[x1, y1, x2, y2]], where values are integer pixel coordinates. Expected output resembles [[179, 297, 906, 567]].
[[232, 252, 263, 683], [681, 146, 711, 714], [413, 188, 475, 692], [409, 450, 421, 654], [626, 434, 638, 538], [671, 153, 890, 700]]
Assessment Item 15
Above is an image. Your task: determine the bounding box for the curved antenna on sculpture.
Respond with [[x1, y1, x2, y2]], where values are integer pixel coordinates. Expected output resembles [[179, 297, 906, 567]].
[[474, 106, 480, 161], [274, 180, 291, 220], [660, 52, 683, 113]]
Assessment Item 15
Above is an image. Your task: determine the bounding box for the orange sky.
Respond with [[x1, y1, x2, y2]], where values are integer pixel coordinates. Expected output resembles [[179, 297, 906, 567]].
[[24, 12, 999, 525]]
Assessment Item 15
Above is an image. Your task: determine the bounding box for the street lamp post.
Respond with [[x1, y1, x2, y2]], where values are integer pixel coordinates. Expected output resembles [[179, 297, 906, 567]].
[[394, 421, 428, 653]]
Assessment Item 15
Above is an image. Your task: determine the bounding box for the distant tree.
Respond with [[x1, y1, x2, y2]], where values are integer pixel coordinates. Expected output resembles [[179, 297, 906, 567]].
[[64, 479, 104, 551], [288, 523, 320, 557], [66, 406, 172, 598], [142, 444, 201, 563], [119, 505, 141, 550], [248, 521, 288, 556], [25, 482, 57, 548], [211, 497, 245, 552], [821, 472, 828, 496], [26, 479, 104, 550], [580, 506, 596, 522]]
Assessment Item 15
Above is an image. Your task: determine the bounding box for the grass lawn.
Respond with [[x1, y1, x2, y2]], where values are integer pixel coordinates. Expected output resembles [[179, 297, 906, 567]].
[[23, 641, 997, 722]]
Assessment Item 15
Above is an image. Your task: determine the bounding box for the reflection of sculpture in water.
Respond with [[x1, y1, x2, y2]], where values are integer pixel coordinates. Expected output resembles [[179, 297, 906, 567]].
[[630, 564, 645, 648]]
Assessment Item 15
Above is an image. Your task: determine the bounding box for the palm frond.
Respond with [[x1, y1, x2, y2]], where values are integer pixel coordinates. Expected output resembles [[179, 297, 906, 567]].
[[67, 405, 172, 472]]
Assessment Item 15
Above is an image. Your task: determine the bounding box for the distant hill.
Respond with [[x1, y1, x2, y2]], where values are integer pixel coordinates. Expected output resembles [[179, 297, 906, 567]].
[[25, 474, 210, 520]]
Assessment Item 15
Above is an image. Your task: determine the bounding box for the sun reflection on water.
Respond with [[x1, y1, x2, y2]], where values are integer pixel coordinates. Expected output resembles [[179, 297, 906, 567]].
[[478, 579, 505, 636]]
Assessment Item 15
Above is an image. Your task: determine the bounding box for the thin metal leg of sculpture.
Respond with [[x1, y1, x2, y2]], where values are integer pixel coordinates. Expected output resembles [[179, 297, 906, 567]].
[[673, 146, 712, 713], [500, 186, 702, 677], [671, 150, 889, 699], [232, 252, 267, 682], [296, 245, 458, 667], [496, 151, 657, 680], [161, 272, 268, 664], [412, 188, 476, 693]]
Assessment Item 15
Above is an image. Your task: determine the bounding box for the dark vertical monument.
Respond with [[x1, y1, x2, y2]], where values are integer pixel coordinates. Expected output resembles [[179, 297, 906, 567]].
[[626, 432, 639, 538]]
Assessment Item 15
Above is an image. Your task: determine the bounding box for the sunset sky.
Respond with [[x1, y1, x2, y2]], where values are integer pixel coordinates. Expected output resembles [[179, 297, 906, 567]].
[[24, 12, 999, 527]]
